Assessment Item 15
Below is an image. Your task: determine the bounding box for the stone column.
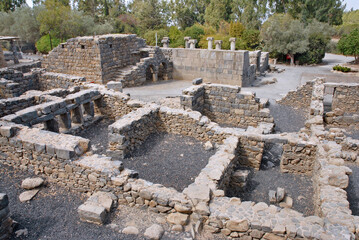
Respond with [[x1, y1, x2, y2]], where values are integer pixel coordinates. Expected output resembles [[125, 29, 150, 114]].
[[71, 106, 84, 124], [229, 38, 236, 51], [59, 112, 72, 129], [10, 40, 19, 64], [215, 40, 223, 50], [83, 102, 95, 117], [189, 39, 197, 49], [207, 37, 214, 50], [161, 37, 170, 48], [184, 37, 191, 48]]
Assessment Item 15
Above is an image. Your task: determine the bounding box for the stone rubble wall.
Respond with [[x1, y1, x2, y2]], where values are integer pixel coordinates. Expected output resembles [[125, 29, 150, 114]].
[[166, 48, 256, 87], [0, 193, 12, 240], [38, 72, 86, 90], [42, 34, 148, 84], [331, 83, 359, 113], [277, 80, 315, 109], [108, 105, 159, 157], [0, 46, 6, 68], [181, 83, 274, 128], [0, 68, 40, 98], [249, 50, 261, 73], [7, 61, 41, 73]]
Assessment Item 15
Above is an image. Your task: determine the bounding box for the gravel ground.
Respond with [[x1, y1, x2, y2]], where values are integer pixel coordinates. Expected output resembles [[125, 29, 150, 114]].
[[109, 133, 215, 192], [226, 143, 315, 216], [268, 101, 307, 133], [346, 164, 359, 216], [75, 118, 114, 154]]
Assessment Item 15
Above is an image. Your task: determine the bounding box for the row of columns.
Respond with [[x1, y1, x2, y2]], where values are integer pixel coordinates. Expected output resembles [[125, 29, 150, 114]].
[[44, 101, 97, 133], [161, 37, 237, 51]]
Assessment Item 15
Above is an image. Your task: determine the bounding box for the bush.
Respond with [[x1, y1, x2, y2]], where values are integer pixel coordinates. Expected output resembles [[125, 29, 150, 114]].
[[143, 29, 169, 46], [338, 29, 359, 63], [183, 24, 205, 46], [241, 29, 260, 50], [333, 65, 351, 72], [168, 26, 184, 48], [296, 33, 327, 65], [36, 34, 61, 54]]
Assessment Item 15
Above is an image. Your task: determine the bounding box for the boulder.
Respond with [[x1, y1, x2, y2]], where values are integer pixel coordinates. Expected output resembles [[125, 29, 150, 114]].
[[167, 213, 189, 226], [122, 226, 139, 235], [21, 177, 44, 190], [144, 224, 164, 240], [226, 219, 249, 232]]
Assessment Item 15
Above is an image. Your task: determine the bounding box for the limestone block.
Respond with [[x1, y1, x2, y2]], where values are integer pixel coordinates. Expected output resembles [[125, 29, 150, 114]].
[[78, 203, 107, 224]]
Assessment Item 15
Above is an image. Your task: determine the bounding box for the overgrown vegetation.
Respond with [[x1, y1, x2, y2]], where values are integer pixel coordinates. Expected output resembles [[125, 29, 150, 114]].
[[0, 0, 353, 65]]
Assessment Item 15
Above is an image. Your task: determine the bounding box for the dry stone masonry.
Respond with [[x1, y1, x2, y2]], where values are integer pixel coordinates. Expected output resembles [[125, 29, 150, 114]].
[[0, 193, 12, 240]]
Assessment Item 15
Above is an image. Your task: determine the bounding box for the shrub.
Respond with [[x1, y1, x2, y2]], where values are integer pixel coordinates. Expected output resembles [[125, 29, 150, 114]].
[[183, 24, 205, 46], [333, 65, 351, 72], [338, 29, 359, 63], [296, 33, 327, 65], [143, 29, 169, 46], [36, 34, 61, 54]]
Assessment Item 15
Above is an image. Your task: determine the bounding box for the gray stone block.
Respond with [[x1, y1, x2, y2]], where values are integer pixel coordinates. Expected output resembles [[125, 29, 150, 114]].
[[192, 78, 203, 85], [78, 203, 107, 225]]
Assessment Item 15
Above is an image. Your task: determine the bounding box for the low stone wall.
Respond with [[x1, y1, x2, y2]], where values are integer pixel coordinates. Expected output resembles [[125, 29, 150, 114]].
[[277, 80, 314, 109], [38, 72, 86, 90], [108, 105, 159, 157], [332, 83, 359, 114], [0, 193, 12, 240], [0, 69, 40, 98], [167, 48, 255, 87], [8, 61, 41, 73], [181, 83, 273, 128]]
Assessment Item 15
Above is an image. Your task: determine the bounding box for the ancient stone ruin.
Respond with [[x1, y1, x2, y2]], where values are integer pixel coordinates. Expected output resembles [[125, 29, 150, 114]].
[[1, 34, 359, 240]]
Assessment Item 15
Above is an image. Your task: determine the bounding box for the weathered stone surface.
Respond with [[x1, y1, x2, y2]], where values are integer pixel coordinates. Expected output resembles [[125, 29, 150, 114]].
[[276, 187, 285, 202], [86, 191, 117, 212], [122, 226, 139, 235], [0, 193, 9, 210], [19, 189, 39, 202], [78, 203, 107, 224], [21, 177, 44, 190], [167, 213, 189, 226], [144, 224, 164, 240], [226, 219, 249, 232], [269, 190, 276, 203], [183, 184, 210, 205]]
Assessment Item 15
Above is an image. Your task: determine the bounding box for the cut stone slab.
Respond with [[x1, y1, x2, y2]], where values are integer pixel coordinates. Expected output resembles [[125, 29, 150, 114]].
[[86, 191, 117, 212], [167, 212, 189, 226], [144, 224, 164, 240], [226, 219, 249, 232], [19, 189, 39, 202], [78, 203, 107, 225], [21, 177, 44, 190], [183, 184, 210, 205], [269, 190, 277, 203], [122, 226, 139, 235]]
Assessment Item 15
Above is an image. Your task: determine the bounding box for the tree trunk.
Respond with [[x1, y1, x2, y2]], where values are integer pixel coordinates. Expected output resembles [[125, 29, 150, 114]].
[[290, 53, 295, 66]]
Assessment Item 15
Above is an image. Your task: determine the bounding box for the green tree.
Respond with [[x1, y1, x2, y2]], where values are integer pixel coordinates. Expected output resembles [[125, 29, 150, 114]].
[[231, 0, 266, 29], [0, 0, 26, 12], [336, 10, 359, 36], [261, 14, 309, 65], [130, 0, 165, 34], [204, 0, 232, 29], [168, 26, 184, 48], [338, 29, 359, 63], [229, 21, 245, 38], [242, 29, 260, 50], [143, 28, 168, 46], [183, 24, 205, 45]]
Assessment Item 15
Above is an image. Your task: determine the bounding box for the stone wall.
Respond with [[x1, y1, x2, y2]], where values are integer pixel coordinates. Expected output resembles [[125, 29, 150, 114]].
[[260, 52, 269, 73], [38, 72, 86, 90], [0, 46, 7, 68], [167, 48, 255, 87], [0, 69, 40, 98], [277, 80, 314, 109], [181, 83, 274, 128], [0, 193, 12, 240], [331, 83, 359, 113]]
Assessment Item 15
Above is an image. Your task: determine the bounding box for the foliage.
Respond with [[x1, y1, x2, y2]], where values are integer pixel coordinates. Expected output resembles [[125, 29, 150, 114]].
[[143, 29, 168, 46], [183, 24, 205, 43], [169, 0, 209, 29], [204, 0, 232, 29], [0, 0, 25, 12], [241, 29, 260, 50], [333, 65, 351, 72], [131, 0, 165, 34], [338, 29, 359, 63], [261, 14, 309, 65], [229, 21, 245, 38], [113, 14, 138, 34], [168, 26, 184, 48], [35, 34, 61, 53], [336, 10, 359, 36], [0, 6, 41, 44]]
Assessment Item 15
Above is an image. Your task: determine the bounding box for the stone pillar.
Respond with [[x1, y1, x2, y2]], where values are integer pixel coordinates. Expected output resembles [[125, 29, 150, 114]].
[[45, 119, 59, 132], [161, 37, 170, 48], [71, 106, 84, 124], [215, 40, 222, 50], [0, 193, 12, 240], [184, 37, 191, 49], [189, 39, 197, 49], [83, 102, 95, 117], [229, 38, 236, 51], [207, 37, 214, 50], [59, 112, 72, 129], [0, 46, 7, 68], [10, 40, 19, 65]]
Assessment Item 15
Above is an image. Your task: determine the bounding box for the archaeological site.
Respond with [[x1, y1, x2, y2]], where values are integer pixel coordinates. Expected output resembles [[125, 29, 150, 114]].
[[1, 34, 359, 240]]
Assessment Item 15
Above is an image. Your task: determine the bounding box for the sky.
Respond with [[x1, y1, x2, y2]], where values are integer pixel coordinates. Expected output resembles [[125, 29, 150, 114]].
[[25, 0, 359, 11]]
